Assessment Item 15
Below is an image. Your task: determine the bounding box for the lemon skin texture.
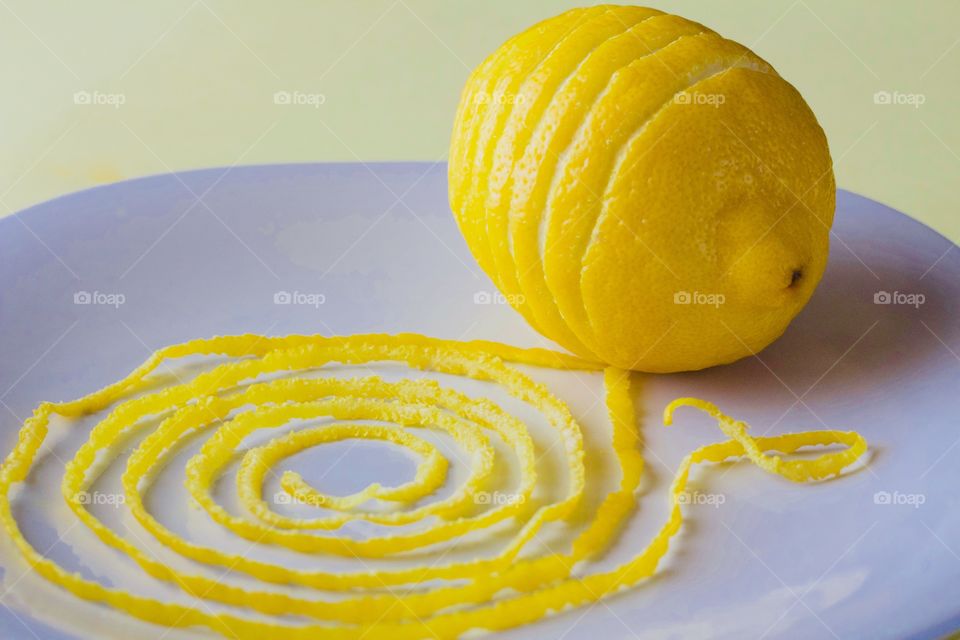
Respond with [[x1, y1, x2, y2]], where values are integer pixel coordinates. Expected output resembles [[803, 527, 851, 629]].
[[449, 5, 835, 373]]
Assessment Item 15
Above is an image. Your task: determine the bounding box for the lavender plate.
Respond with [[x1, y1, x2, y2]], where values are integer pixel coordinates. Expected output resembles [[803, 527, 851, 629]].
[[0, 163, 957, 639]]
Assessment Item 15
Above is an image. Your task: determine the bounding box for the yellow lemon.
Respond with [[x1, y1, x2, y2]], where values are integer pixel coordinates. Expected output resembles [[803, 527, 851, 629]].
[[449, 5, 835, 372]]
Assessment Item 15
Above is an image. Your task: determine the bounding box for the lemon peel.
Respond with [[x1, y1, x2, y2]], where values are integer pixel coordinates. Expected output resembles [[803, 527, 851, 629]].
[[0, 333, 866, 637]]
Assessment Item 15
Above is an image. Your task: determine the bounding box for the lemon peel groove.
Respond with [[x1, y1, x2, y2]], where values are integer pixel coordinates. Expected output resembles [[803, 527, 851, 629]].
[[505, 16, 708, 356], [481, 8, 662, 318], [0, 333, 866, 638]]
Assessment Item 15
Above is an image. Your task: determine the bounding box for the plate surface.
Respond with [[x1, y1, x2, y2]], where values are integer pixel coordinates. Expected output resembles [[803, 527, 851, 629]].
[[0, 162, 958, 640]]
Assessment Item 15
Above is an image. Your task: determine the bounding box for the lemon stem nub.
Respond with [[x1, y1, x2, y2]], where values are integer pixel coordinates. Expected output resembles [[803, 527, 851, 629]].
[[789, 268, 803, 288]]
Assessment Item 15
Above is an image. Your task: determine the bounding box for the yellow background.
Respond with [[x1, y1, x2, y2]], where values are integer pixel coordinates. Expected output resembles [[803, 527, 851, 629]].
[[2, 1, 957, 242]]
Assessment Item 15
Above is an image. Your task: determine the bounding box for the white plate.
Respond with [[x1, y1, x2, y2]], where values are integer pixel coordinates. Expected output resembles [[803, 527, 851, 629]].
[[0, 163, 958, 640]]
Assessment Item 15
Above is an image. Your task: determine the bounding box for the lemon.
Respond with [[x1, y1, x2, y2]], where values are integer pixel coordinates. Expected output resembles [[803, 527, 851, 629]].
[[449, 5, 834, 372]]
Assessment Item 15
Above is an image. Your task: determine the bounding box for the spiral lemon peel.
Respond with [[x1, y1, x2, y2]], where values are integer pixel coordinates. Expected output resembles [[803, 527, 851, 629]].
[[0, 333, 866, 638]]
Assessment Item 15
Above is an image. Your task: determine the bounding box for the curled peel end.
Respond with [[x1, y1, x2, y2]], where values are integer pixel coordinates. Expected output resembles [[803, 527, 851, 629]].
[[662, 397, 725, 427]]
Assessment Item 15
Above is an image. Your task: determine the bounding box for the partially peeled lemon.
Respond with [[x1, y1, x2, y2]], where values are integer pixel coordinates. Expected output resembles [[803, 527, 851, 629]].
[[449, 5, 834, 372]]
